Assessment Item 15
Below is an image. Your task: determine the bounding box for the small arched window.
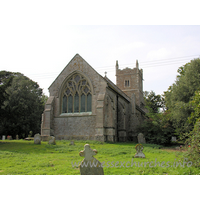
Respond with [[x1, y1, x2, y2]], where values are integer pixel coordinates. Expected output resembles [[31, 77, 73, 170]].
[[125, 80, 130, 87], [62, 73, 92, 113]]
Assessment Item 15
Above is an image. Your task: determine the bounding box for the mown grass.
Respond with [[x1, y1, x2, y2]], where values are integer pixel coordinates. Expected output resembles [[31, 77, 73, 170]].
[[0, 140, 199, 175]]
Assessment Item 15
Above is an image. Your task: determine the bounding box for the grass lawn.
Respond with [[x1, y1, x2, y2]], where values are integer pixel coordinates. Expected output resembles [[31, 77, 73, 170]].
[[0, 139, 199, 175]]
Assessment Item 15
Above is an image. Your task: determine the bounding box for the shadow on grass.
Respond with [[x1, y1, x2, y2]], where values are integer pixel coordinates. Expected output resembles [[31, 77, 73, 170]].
[[0, 140, 57, 154], [0, 140, 100, 154], [0, 140, 175, 156]]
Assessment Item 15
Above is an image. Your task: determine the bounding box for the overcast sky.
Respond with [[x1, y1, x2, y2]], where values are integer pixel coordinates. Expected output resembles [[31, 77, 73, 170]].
[[1, 1, 200, 96]]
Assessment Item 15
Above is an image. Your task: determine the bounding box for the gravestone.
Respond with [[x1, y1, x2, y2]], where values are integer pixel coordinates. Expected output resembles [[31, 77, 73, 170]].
[[2, 135, 5, 140], [134, 144, 145, 158], [79, 144, 104, 175], [171, 136, 176, 142], [69, 141, 74, 145], [48, 136, 56, 145], [16, 135, 19, 140], [34, 134, 41, 144], [137, 133, 146, 144]]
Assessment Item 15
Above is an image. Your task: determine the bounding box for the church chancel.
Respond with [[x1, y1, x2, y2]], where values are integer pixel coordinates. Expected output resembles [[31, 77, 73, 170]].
[[41, 54, 146, 142]]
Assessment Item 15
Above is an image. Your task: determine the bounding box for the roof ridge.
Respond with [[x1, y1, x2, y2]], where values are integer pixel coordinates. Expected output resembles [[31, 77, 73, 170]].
[[103, 76, 131, 101], [48, 54, 106, 91]]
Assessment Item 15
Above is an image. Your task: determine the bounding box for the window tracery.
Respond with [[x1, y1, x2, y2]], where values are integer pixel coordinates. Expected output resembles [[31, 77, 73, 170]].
[[62, 73, 92, 113]]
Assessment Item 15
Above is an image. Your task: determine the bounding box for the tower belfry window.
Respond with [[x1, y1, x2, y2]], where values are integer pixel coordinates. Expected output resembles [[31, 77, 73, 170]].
[[125, 80, 130, 87], [62, 73, 92, 113]]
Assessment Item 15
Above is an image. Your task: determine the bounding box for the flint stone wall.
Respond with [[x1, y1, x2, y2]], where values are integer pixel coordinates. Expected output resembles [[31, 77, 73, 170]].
[[54, 115, 96, 140]]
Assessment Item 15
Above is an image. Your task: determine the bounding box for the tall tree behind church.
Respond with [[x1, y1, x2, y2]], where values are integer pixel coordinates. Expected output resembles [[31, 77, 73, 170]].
[[0, 71, 47, 138]]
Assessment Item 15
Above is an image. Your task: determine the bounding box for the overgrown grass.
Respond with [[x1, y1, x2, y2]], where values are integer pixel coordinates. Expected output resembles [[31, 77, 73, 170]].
[[0, 140, 199, 175]]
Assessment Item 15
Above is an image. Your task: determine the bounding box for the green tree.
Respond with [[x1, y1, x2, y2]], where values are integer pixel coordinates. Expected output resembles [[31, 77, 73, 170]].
[[183, 91, 200, 167], [184, 120, 200, 167], [188, 90, 200, 125], [144, 90, 165, 113], [0, 71, 19, 132], [137, 91, 174, 145], [0, 71, 47, 138], [0, 71, 20, 109], [164, 58, 200, 137]]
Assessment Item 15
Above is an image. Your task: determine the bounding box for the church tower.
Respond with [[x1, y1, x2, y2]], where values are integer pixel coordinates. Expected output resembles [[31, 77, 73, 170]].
[[115, 60, 144, 108]]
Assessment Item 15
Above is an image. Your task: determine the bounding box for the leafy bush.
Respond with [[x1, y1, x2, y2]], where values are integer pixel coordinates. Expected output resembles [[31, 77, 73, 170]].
[[138, 91, 174, 145], [136, 117, 173, 145], [184, 120, 200, 167]]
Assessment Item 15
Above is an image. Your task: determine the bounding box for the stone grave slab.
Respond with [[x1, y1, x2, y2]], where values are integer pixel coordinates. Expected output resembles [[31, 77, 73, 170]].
[[137, 133, 146, 144], [171, 136, 176, 142], [34, 134, 41, 144], [48, 136, 56, 145], [69, 141, 74, 145]]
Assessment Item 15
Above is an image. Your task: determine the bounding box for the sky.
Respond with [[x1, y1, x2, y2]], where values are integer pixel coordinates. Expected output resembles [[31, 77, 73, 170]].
[[1, 1, 200, 97]]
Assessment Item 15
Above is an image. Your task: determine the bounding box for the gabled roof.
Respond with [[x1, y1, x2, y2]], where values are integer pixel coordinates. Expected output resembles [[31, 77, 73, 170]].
[[48, 54, 106, 90], [104, 75, 146, 114], [48, 54, 143, 109]]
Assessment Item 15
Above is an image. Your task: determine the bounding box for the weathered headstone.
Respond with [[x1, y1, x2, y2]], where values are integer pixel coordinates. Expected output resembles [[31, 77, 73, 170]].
[[16, 135, 19, 140], [48, 136, 56, 145], [34, 134, 41, 144], [2, 135, 5, 140], [69, 141, 74, 145], [79, 144, 104, 175], [171, 136, 176, 142], [137, 133, 146, 144], [134, 144, 145, 158]]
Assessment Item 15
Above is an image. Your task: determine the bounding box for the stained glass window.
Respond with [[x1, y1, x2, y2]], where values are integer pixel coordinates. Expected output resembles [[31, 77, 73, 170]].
[[74, 92, 79, 113], [68, 95, 73, 113], [62, 95, 67, 113], [87, 93, 92, 112], [81, 94, 86, 112], [61, 73, 92, 113]]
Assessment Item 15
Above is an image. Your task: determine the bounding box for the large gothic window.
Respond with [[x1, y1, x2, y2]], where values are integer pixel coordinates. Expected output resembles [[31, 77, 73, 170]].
[[62, 73, 92, 113]]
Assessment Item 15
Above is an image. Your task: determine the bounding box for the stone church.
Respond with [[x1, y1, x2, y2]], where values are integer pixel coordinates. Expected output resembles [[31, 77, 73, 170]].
[[41, 54, 146, 142]]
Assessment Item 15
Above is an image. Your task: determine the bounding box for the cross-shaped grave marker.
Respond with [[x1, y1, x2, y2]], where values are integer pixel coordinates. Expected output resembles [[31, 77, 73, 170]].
[[134, 143, 145, 158], [79, 144, 104, 175]]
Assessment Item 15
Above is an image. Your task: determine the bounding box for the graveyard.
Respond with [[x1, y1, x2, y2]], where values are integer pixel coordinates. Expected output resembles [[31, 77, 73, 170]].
[[0, 139, 199, 175]]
